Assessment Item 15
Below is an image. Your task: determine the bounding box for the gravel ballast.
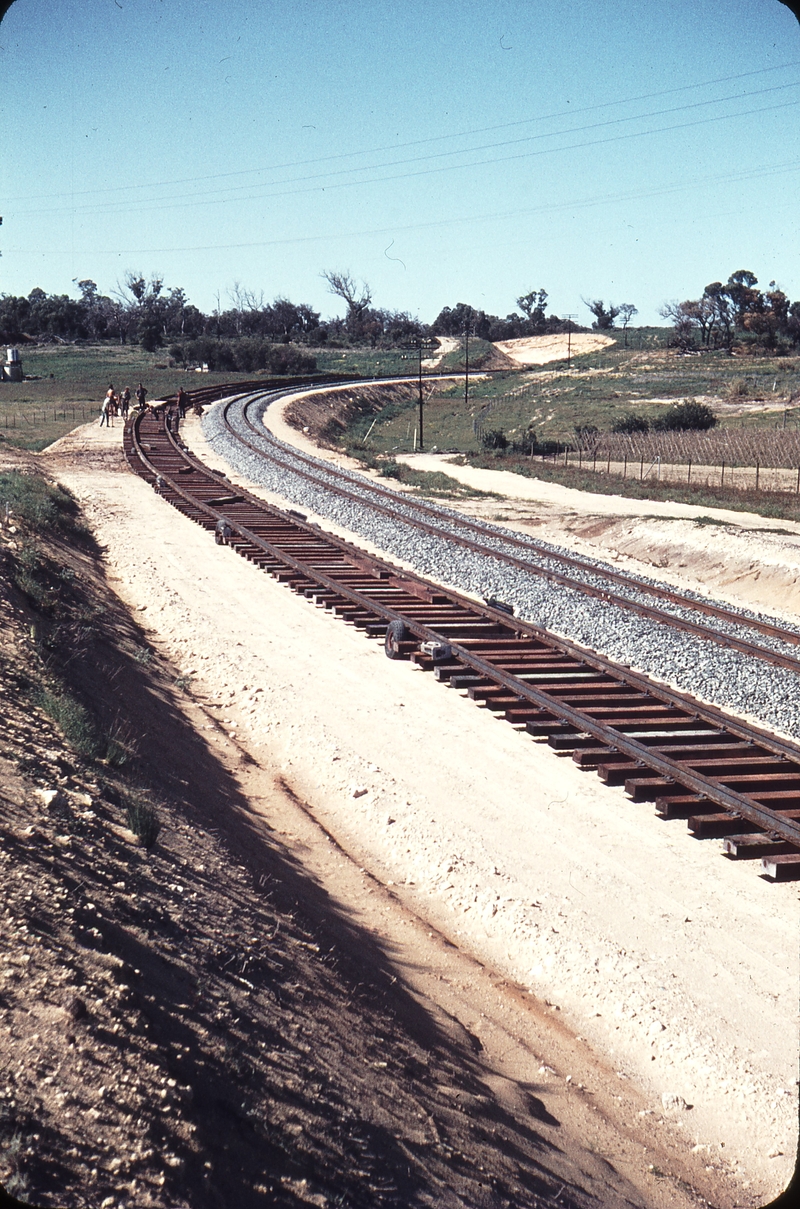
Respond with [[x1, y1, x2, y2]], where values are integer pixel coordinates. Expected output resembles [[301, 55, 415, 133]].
[[203, 392, 800, 741]]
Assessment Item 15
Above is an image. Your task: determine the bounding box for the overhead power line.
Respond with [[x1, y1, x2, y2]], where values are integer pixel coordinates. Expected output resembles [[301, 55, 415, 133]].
[[13, 156, 800, 257], [9, 89, 800, 221], [4, 58, 800, 205]]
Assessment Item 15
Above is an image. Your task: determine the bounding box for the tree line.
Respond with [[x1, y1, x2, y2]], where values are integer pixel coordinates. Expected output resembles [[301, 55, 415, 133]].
[[660, 269, 800, 350], [0, 268, 624, 355], [3, 264, 798, 356]]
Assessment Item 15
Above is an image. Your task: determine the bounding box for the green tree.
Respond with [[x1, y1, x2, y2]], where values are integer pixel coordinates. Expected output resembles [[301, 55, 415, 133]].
[[583, 298, 621, 329], [322, 269, 373, 340], [617, 303, 638, 345], [516, 288, 548, 331], [431, 302, 483, 337], [723, 269, 760, 328]]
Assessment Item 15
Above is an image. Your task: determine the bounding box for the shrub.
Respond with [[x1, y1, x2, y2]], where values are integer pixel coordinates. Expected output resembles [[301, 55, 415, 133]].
[[263, 344, 317, 375], [481, 428, 509, 451], [512, 430, 538, 455], [182, 337, 316, 374], [612, 412, 650, 434], [652, 398, 716, 431], [13, 541, 52, 611], [574, 423, 599, 447]]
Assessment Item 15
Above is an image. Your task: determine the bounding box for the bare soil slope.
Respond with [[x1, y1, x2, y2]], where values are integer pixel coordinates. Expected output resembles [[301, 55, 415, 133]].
[[0, 437, 733, 1208], [494, 334, 615, 366]]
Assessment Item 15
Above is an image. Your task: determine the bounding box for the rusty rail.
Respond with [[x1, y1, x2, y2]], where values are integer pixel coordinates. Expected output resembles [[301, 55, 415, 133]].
[[124, 400, 800, 881], [221, 388, 800, 677]]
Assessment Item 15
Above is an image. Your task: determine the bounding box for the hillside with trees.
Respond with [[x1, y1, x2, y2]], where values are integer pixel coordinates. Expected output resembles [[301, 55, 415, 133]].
[[3, 266, 800, 360], [661, 270, 800, 351]]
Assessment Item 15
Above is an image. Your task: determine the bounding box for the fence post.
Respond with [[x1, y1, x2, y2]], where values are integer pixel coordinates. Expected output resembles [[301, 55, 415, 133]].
[[756, 460, 760, 490], [623, 454, 627, 480], [607, 452, 611, 474], [640, 456, 644, 481], [721, 460, 725, 487], [796, 466, 799, 495], [688, 459, 691, 484]]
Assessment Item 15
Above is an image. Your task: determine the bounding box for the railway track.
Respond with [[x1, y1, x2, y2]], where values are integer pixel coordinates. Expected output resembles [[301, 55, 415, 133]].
[[124, 391, 800, 881], [221, 386, 800, 679]]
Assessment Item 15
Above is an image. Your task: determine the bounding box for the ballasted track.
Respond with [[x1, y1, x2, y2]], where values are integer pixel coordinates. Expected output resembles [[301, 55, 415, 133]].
[[226, 389, 800, 677], [126, 393, 800, 881]]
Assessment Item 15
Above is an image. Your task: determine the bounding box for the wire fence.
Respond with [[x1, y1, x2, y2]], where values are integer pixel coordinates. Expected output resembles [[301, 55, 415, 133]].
[[591, 427, 800, 470], [0, 405, 95, 430], [533, 442, 800, 494]]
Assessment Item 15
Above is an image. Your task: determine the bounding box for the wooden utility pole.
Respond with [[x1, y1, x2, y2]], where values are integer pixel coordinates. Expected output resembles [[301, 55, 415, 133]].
[[464, 307, 473, 411], [563, 314, 577, 370], [401, 338, 438, 452]]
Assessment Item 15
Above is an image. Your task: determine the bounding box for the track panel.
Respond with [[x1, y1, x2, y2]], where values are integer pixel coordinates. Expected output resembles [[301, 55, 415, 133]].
[[125, 399, 800, 880]]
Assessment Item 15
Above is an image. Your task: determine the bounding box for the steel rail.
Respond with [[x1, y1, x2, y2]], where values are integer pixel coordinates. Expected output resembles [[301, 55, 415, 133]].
[[131, 401, 800, 766], [247, 386, 800, 647], [126, 405, 800, 870], [219, 390, 800, 678]]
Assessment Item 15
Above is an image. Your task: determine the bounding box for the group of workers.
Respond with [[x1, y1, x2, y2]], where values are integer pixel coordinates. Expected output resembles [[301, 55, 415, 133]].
[[99, 383, 188, 428]]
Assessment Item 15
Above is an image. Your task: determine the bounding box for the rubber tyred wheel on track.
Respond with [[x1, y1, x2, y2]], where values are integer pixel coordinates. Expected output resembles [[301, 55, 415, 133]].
[[384, 619, 408, 659]]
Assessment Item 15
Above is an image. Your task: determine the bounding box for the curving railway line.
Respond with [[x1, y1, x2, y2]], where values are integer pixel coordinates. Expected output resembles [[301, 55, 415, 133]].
[[124, 382, 800, 882], [225, 385, 800, 677]]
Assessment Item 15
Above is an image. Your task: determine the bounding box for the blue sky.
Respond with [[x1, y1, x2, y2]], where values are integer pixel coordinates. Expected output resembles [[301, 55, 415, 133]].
[[1, 0, 799, 327]]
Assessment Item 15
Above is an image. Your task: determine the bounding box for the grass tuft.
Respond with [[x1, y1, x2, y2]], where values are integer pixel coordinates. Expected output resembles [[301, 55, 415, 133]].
[[103, 722, 135, 768], [35, 687, 100, 758], [125, 794, 162, 849]]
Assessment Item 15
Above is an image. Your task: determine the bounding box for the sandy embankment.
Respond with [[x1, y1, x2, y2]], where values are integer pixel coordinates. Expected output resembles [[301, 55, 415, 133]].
[[423, 332, 616, 369], [43, 413, 800, 1205], [496, 332, 616, 365]]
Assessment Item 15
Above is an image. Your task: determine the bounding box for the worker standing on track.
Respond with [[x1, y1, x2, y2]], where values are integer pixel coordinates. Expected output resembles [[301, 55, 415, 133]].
[[120, 387, 130, 418], [99, 388, 115, 427], [177, 386, 187, 419], [136, 382, 147, 410]]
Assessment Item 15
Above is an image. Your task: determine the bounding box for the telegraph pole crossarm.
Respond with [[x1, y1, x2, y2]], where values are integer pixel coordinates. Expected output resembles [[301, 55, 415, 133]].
[[563, 314, 578, 371], [401, 337, 438, 452]]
